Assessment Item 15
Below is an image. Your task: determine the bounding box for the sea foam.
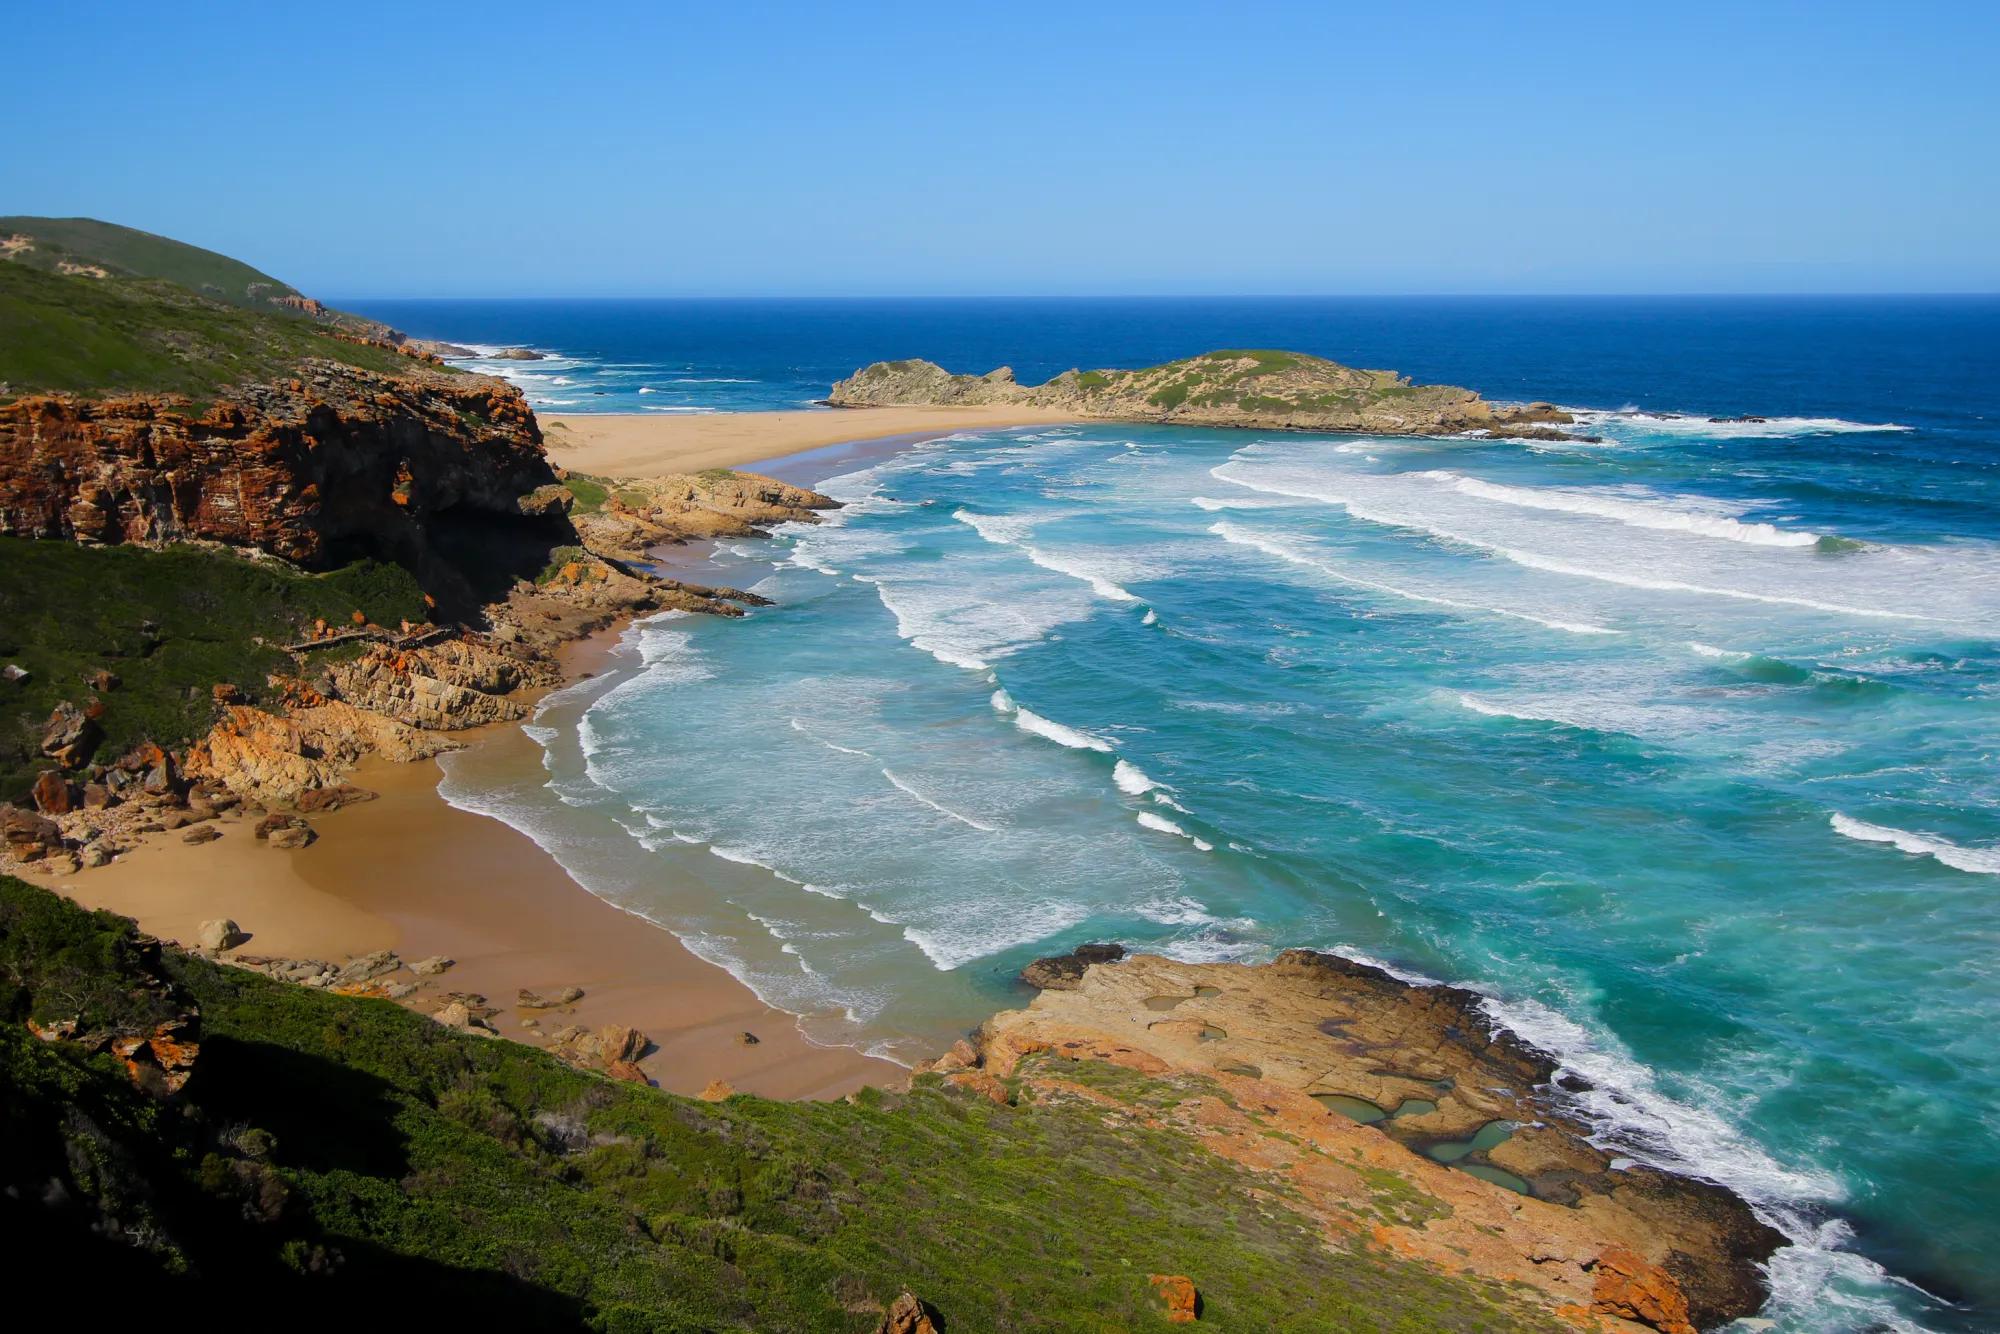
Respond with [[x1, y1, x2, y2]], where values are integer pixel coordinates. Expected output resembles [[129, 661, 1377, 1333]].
[[1830, 814, 2000, 875]]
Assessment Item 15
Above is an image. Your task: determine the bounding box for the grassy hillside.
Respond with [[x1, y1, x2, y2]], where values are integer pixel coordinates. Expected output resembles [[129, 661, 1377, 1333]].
[[0, 261, 419, 401], [0, 216, 302, 309], [0, 874, 1558, 1331], [0, 538, 424, 800]]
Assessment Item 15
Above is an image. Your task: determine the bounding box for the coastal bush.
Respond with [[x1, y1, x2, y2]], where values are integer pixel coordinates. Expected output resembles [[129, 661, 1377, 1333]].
[[0, 874, 1564, 1330], [562, 475, 611, 514], [535, 545, 595, 584], [0, 537, 424, 799]]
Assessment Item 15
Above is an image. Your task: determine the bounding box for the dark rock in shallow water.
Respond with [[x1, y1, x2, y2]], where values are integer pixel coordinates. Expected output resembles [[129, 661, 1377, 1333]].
[[1020, 942, 1126, 990]]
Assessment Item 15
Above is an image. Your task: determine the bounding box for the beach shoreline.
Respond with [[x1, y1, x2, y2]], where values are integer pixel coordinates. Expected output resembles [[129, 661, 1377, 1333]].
[[541, 404, 1079, 477], [42, 410, 1017, 1101]]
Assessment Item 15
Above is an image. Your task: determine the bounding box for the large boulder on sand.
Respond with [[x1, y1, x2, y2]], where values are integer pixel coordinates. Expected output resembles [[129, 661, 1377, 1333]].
[[197, 918, 244, 951]]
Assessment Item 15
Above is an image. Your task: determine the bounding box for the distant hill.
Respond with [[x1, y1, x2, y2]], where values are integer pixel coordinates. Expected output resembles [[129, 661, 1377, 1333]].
[[0, 216, 308, 312]]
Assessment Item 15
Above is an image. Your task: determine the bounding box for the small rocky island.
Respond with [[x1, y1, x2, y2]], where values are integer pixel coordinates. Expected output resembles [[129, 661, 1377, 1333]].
[[830, 349, 1579, 439]]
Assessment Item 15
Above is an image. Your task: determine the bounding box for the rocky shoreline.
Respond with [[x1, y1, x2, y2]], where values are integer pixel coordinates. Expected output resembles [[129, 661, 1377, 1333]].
[[4, 337, 1778, 1328], [933, 945, 1788, 1334]]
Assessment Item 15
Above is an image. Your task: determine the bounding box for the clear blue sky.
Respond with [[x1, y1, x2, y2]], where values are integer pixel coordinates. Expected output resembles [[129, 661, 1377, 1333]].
[[6, 1, 1995, 296]]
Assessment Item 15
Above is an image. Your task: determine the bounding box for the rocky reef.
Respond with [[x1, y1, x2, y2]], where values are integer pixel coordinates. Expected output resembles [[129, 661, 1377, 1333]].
[[830, 350, 1582, 439], [946, 946, 1788, 1333]]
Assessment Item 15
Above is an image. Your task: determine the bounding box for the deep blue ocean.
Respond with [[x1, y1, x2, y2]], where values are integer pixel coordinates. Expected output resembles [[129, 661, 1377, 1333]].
[[346, 297, 1999, 1332]]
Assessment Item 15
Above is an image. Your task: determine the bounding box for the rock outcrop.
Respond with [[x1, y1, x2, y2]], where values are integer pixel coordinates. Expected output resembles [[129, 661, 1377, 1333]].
[[971, 948, 1786, 1333], [830, 351, 1582, 440], [0, 359, 574, 615], [567, 468, 839, 561]]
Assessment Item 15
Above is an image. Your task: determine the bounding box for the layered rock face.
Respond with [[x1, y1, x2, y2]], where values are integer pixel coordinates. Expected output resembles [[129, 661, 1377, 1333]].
[[964, 948, 1786, 1333], [829, 351, 1579, 439], [0, 359, 574, 609]]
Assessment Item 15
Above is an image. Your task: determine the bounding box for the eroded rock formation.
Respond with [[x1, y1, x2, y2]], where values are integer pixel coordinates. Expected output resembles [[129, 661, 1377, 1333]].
[[0, 360, 573, 614]]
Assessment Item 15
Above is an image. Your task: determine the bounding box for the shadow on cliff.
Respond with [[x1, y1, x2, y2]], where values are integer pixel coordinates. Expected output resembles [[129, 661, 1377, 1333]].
[[325, 508, 574, 625]]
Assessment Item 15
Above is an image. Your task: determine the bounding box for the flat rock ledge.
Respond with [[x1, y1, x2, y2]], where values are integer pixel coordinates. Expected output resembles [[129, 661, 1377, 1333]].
[[948, 947, 1786, 1334]]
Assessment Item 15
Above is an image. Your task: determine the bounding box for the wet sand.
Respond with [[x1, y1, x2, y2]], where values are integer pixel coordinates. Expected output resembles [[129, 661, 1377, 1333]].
[[60, 631, 901, 1102]]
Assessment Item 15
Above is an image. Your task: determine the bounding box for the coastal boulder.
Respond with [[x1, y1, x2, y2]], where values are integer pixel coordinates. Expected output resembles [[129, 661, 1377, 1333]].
[[30, 769, 75, 815], [876, 1290, 942, 1334], [40, 700, 100, 766], [197, 918, 244, 951], [1590, 1247, 1696, 1334], [1020, 942, 1126, 991], [2, 804, 65, 860], [1149, 1274, 1200, 1324]]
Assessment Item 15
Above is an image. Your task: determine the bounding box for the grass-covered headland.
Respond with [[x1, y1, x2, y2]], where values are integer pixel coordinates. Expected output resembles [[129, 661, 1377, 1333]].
[[0, 874, 1557, 1331], [0, 537, 425, 800]]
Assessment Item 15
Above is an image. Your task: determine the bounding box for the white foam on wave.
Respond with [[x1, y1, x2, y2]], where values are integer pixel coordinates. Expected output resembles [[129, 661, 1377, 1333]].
[[866, 580, 992, 672], [1141, 608, 1158, 626], [1830, 814, 2000, 875], [953, 507, 1138, 602], [1113, 759, 1157, 795], [1189, 495, 1302, 511], [1212, 464, 1937, 623], [901, 899, 1091, 971], [1014, 705, 1114, 753], [641, 405, 720, 414], [1427, 471, 1823, 548], [1136, 810, 1211, 849], [1469, 987, 1936, 1330], [1138, 895, 1247, 927], [882, 768, 1000, 832], [1573, 409, 1913, 438], [1687, 641, 1752, 661], [1210, 520, 1618, 636], [787, 717, 874, 760]]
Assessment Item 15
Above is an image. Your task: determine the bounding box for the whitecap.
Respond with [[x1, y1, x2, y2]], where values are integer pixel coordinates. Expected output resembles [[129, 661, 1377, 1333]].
[[1113, 759, 1158, 795], [1428, 471, 1823, 548], [1830, 814, 2000, 875], [1013, 705, 1114, 752], [953, 507, 1138, 602]]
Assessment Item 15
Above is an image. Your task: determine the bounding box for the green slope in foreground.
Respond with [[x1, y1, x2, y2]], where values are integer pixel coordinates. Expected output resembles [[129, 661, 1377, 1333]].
[[0, 875, 1555, 1331]]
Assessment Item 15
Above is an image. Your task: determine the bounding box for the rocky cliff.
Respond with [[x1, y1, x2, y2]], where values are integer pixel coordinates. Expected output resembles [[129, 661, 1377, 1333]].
[[829, 350, 1581, 439], [0, 360, 574, 616], [952, 946, 1787, 1334]]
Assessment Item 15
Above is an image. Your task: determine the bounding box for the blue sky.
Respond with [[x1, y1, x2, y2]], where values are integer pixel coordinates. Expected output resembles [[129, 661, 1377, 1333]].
[[5, 2, 1995, 296]]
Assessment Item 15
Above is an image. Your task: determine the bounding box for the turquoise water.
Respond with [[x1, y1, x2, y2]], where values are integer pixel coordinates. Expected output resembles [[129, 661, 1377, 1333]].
[[390, 299, 2000, 1331]]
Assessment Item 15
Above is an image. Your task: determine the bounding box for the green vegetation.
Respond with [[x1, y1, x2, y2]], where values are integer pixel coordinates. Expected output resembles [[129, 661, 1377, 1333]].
[[0, 537, 424, 799], [695, 467, 737, 484], [1200, 349, 1302, 376], [0, 262, 420, 402], [536, 544, 595, 584], [0, 216, 302, 309], [0, 874, 1559, 1330], [1074, 370, 1109, 391], [563, 474, 612, 515]]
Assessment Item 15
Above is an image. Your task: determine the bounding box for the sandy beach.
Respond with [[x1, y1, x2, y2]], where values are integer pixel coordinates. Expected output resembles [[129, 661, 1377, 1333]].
[[58, 621, 902, 1103], [39, 410, 1055, 1103], [541, 404, 1078, 477]]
